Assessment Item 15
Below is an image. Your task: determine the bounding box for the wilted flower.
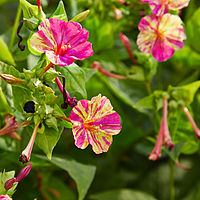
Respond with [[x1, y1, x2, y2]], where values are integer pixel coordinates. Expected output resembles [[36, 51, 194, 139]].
[[141, 0, 190, 16], [0, 195, 12, 200], [137, 13, 185, 62], [69, 94, 122, 154], [0, 114, 29, 140], [149, 97, 174, 160], [30, 18, 93, 67]]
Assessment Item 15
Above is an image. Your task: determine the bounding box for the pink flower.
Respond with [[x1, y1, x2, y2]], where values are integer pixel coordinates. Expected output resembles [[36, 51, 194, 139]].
[[69, 94, 122, 154], [141, 0, 190, 16], [149, 97, 174, 161], [0, 195, 12, 200], [30, 18, 93, 66], [137, 13, 185, 62]]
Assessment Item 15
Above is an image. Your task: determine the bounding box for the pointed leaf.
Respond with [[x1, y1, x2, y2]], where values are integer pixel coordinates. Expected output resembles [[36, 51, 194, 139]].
[[51, 0, 68, 21]]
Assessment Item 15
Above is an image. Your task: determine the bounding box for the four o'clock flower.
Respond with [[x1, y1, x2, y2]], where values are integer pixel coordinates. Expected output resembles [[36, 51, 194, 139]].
[[19, 123, 39, 164], [149, 97, 174, 161], [69, 94, 122, 154], [0, 195, 12, 200], [137, 13, 185, 62], [30, 18, 93, 67], [141, 0, 190, 16]]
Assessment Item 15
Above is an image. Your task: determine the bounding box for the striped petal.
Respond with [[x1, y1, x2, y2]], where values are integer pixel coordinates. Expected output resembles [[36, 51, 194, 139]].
[[46, 51, 75, 66], [152, 38, 175, 62], [88, 132, 113, 154], [168, 0, 190, 10], [149, 0, 168, 16], [72, 125, 89, 149]]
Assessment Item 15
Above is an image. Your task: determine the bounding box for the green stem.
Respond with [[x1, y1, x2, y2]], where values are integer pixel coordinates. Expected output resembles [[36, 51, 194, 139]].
[[145, 82, 152, 95], [9, 4, 22, 51], [169, 159, 175, 200]]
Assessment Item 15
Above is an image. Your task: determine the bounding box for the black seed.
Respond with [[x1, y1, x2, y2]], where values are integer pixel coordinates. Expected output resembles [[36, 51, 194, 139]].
[[24, 101, 35, 113]]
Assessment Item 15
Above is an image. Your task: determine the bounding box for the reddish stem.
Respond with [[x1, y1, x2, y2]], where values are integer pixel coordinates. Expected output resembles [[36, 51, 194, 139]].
[[91, 62, 127, 79], [37, 0, 41, 11], [181, 105, 200, 138], [44, 63, 54, 72]]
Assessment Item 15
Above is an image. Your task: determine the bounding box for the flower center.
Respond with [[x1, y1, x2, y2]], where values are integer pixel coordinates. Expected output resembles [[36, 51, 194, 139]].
[[83, 120, 100, 133], [55, 43, 71, 56]]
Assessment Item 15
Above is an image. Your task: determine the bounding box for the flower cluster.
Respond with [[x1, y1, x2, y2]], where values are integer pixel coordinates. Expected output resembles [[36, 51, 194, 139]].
[[137, 0, 190, 62]]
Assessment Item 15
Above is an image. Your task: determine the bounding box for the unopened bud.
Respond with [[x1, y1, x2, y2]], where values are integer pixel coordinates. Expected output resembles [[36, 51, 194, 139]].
[[16, 163, 32, 182], [0, 74, 23, 84], [4, 177, 16, 190], [71, 10, 90, 22], [114, 8, 122, 20]]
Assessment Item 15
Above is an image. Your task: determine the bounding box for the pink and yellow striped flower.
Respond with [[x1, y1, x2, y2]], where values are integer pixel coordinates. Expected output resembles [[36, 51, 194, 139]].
[[141, 0, 190, 16], [69, 95, 122, 154], [0, 195, 12, 200], [30, 18, 93, 66], [137, 13, 185, 62]]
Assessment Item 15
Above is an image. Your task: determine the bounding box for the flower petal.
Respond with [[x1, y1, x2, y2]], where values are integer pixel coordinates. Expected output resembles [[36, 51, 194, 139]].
[[159, 14, 185, 50], [66, 41, 93, 60], [45, 51, 74, 66], [137, 31, 156, 54], [69, 100, 89, 123], [72, 126, 89, 149], [138, 14, 158, 32], [30, 30, 54, 53], [152, 38, 175, 62], [168, 0, 190, 10], [88, 131, 113, 154], [68, 28, 89, 47], [149, 1, 168, 16]]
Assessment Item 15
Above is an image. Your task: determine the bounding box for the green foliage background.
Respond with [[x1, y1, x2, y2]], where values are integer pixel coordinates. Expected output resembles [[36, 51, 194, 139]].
[[1, 0, 200, 200]]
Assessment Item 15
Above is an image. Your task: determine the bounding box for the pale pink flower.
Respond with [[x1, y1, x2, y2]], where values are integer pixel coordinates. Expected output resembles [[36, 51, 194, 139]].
[[141, 0, 190, 16], [69, 95, 122, 154], [137, 13, 185, 62], [30, 18, 93, 66]]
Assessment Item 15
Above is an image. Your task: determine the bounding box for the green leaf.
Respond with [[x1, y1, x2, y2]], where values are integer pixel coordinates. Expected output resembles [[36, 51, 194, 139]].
[[20, 0, 46, 30], [0, 38, 15, 65], [51, 0, 68, 22], [35, 122, 64, 159], [36, 155, 96, 200], [90, 189, 157, 200], [0, 90, 12, 114], [186, 7, 200, 54], [170, 81, 200, 104], [55, 63, 87, 99], [0, 170, 18, 196]]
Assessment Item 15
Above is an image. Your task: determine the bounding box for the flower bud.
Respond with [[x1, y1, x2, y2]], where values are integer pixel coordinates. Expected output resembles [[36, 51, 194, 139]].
[[119, 33, 137, 65], [114, 8, 122, 20], [0, 74, 23, 84], [71, 10, 90, 22], [16, 163, 32, 182], [4, 177, 16, 190]]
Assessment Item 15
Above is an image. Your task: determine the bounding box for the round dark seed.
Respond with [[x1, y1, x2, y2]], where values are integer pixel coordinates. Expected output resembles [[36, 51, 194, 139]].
[[23, 101, 35, 113]]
